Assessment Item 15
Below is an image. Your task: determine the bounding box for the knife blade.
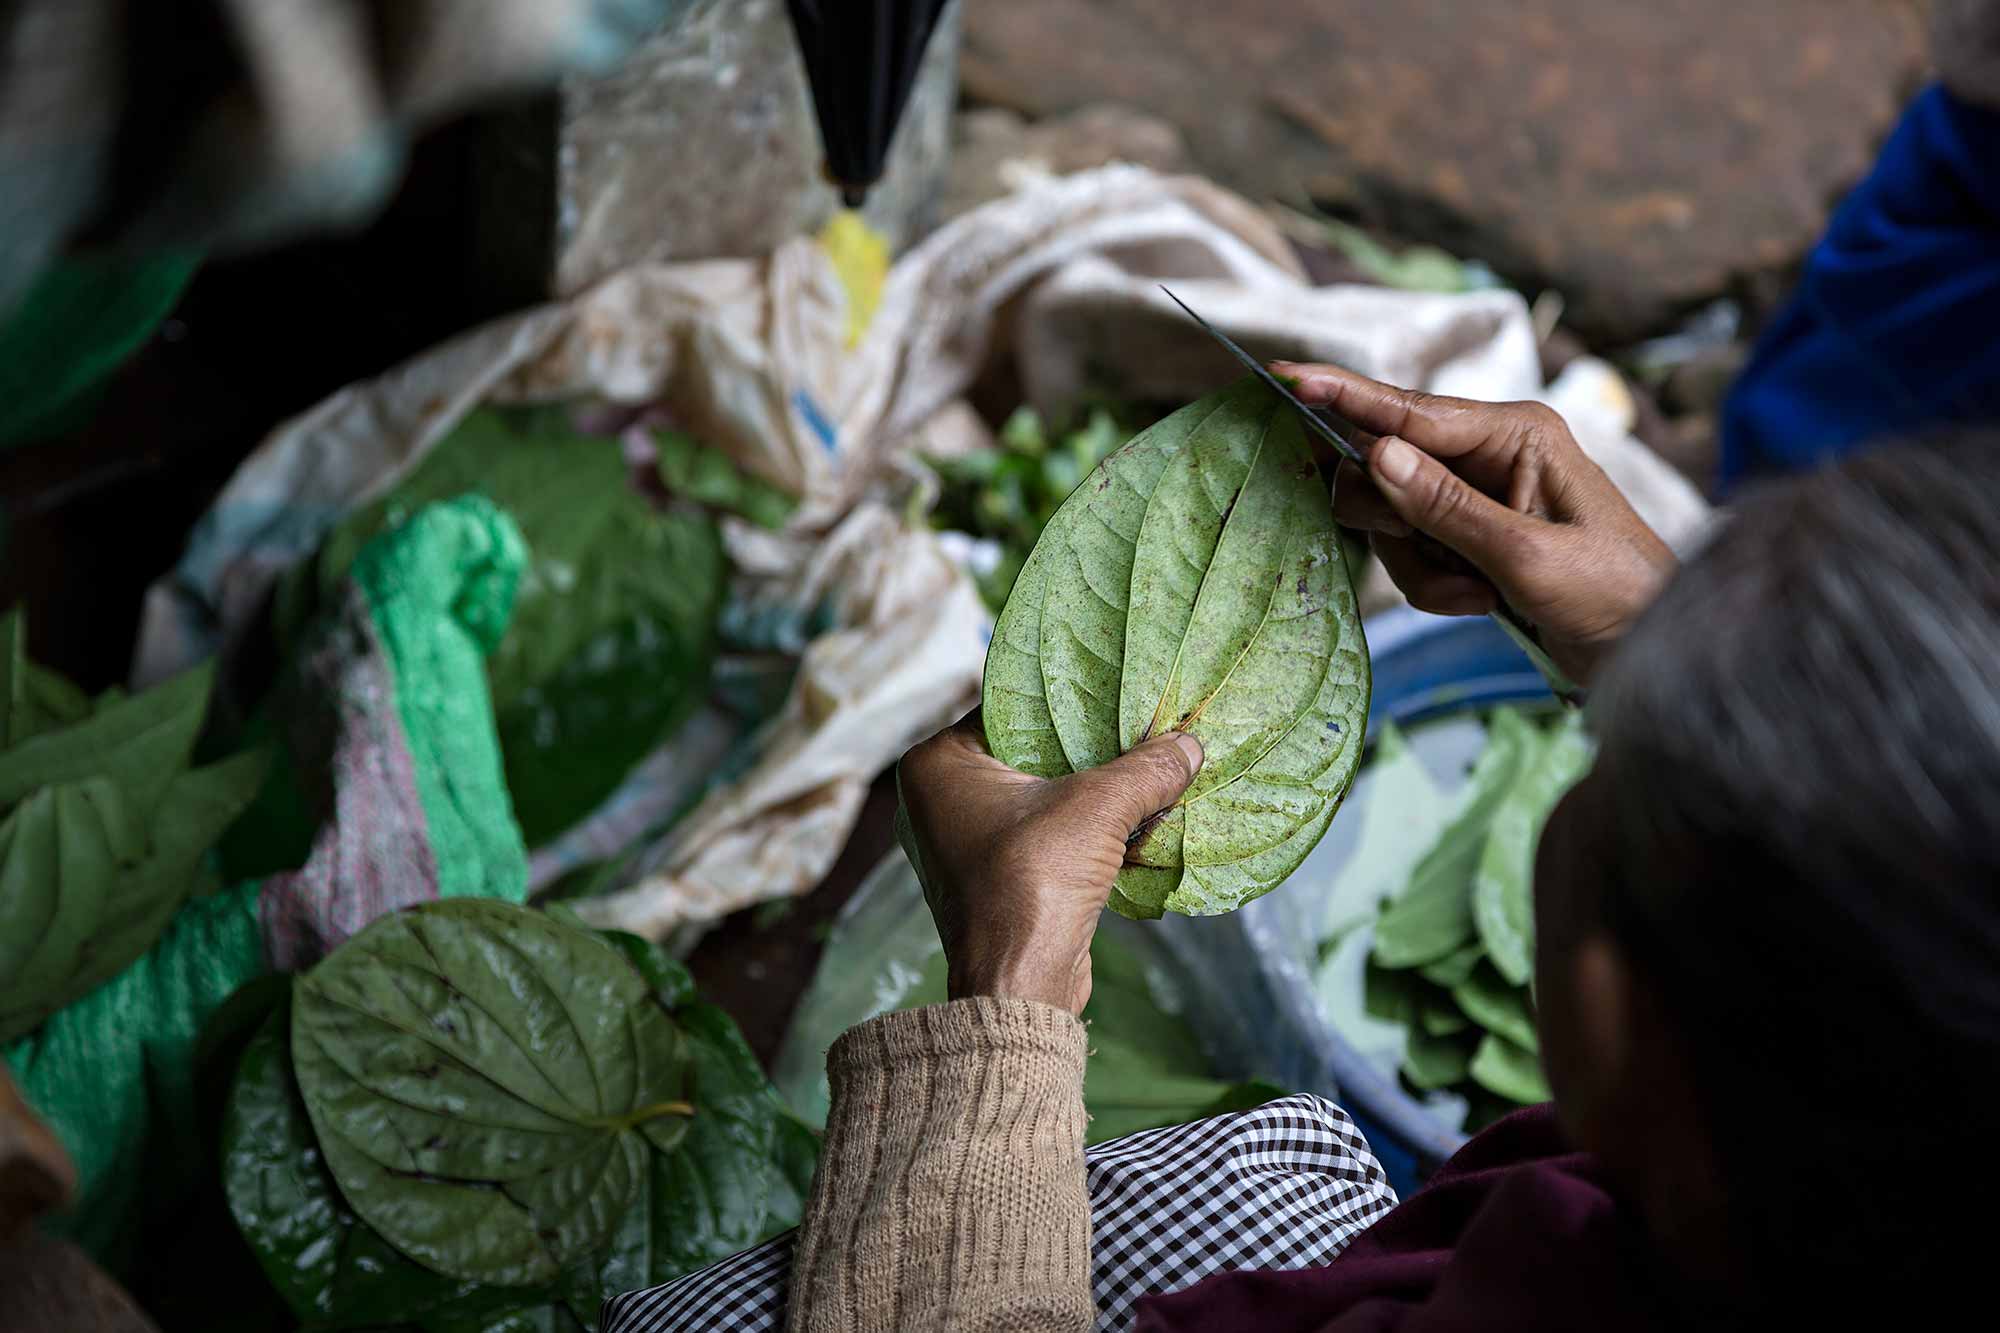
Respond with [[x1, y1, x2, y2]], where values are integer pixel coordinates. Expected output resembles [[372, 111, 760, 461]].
[[1161, 285, 1585, 705], [1159, 286, 1366, 467]]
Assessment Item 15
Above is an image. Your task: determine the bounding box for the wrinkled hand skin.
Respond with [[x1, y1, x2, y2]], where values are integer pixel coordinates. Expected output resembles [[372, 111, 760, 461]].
[[897, 712, 1202, 1014], [1934, 0, 2000, 108], [1272, 361, 1676, 687]]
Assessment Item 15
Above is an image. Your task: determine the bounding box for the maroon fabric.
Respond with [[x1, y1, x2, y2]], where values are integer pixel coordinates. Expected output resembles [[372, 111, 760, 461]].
[[1133, 1106, 1672, 1333]]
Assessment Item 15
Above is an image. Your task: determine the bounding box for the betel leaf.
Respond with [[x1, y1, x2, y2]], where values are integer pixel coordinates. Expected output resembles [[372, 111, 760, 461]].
[[1472, 709, 1594, 986], [653, 428, 798, 531], [0, 783, 125, 1041], [1401, 1025, 1476, 1092], [228, 925, 815, 1332], [1371, 708, 1538, 969], [1418, 943, 1486, 990], [1468, 1032, 1552, 1105], [1081, 930, 1285, 1141], [225, 1007, 488, 1326], [1084, 1038, 1285, 1142], [0, 662, 211, 817], [1419, 998, 1471, 1037], [981, 380, 1370, 917], [490, 498, 723, 846], [1451, 962, 1539, 1053], [1, 607, 26, 748], [575, 931, 817, 1303], [0, 748, 265, 1042], [290, 900, 695, 1287]]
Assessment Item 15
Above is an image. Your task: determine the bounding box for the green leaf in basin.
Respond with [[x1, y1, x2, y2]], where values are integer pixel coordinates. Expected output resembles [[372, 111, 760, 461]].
[[1472, 709, 1594, 986]]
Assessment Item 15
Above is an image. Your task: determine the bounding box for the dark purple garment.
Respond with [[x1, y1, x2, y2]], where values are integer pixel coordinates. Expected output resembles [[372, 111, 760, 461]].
[[1133, 1105, 1671, 1332]]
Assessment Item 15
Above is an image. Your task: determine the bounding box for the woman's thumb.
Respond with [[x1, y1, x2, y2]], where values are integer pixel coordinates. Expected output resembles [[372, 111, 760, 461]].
[[1369, 436, 1525, 573], [1080, 733, 1204, 833]]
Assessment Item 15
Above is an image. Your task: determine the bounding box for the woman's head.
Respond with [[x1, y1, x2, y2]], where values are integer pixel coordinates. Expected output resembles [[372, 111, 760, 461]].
[[1531, 434, 2000, 1310]]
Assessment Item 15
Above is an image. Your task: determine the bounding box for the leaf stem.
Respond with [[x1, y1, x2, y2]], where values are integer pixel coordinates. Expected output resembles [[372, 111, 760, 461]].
[[614, 1099, 695, 1129]]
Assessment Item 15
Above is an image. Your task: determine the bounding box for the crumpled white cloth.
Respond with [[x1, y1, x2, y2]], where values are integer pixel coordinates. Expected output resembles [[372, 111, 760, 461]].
[[136, 164, 1709, 938]]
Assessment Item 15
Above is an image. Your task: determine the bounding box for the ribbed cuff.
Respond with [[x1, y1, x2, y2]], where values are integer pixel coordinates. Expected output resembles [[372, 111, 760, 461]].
[[828, 995, 1089, 1079], [789, 997, 1093, 1333]]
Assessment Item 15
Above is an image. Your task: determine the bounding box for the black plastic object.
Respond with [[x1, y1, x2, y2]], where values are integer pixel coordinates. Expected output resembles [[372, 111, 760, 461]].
[[786, 0, 951, 208]]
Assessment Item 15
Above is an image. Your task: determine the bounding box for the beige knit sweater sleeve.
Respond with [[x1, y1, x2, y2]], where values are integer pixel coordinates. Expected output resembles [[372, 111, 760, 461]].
[[785, 997, 1092, 1333]]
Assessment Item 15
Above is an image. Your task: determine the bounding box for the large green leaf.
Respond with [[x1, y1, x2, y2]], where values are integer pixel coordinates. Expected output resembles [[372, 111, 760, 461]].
[[570, 931, 817, 1306], [490, 500, 722, 845], [290, 900, 695, 1287], [0, 663, 211, 817], [981, 381, 1369, 916], [233, 923, 813, 1330], [1371, 709, 1537, 969], [1472, 709, 1594, 985], [0, 637, 263, 1040], [68, 750, 268, 999], [0, 782, 124, 1040], [225, 1008, 489, 1327], [0, 753, 260, 1042]]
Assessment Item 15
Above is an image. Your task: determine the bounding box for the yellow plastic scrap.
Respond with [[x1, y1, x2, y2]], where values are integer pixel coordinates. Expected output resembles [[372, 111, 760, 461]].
[[819, 209, 889, 347]]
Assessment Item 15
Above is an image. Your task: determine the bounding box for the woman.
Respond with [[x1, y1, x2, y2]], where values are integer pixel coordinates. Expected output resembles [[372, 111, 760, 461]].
[[610, 359, 2000, 1329]]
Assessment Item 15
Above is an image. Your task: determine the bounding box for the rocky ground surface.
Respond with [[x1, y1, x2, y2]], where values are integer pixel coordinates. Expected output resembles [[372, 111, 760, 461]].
[[960, 0, 1930, 345]]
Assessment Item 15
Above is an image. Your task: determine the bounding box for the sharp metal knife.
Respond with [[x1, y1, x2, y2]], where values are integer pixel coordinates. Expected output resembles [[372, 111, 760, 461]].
[[1160, 285, 1585, 705], [1159, 287, 1367, 467]]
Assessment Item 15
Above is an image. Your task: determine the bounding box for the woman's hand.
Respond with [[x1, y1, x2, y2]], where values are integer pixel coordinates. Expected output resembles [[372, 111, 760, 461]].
[[896, 713, 1202, 1015], [1274, 361, 1677, 685]]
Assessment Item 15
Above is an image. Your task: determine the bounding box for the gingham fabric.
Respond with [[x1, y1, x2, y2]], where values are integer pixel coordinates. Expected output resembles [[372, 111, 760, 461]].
[[603, 1093, 1399, 1333]]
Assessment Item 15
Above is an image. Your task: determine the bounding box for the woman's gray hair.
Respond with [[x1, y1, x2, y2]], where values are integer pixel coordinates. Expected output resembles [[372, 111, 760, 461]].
[[1586, 432, 2000, 1303]]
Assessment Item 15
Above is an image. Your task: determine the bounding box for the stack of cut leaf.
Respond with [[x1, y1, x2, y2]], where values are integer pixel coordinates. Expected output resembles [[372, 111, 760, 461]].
[[223, 898, 815, 1332], [983, 380, 1371, 919], [1364, 707, 1593, 1125], [925, 403, 1133, 610], [274, 406, 742, 851], [0, 610, 264, 1043]]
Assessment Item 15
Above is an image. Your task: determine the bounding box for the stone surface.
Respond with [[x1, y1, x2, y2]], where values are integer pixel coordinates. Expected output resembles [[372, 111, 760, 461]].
[[553, 0, 960, 293], [960, 0, 1929, 341]]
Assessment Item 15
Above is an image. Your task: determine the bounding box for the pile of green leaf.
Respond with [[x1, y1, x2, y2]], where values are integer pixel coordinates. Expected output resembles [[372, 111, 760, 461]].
[[222, 898, 815, 1332], [925, 404, 1132, 610], [0, 609, 264, 1043], [1360, 707, 1592, 1125], [982, 380, 1370, 919], [272, 407, 763, 851]]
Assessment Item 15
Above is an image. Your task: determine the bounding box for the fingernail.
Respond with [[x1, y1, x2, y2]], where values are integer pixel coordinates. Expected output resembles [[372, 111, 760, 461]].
[[1374, 436, 1419, 488], [1169, 732, 1204, 773]]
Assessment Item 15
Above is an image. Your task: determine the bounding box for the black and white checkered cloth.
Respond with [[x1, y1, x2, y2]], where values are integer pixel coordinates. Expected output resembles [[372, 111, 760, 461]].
[[603, 1094, 1398, 1333]]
